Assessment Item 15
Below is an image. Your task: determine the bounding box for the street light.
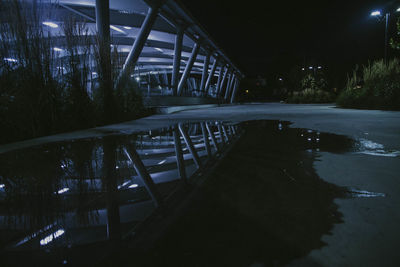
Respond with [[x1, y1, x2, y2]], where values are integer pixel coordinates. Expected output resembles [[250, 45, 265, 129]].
[[370, 9, 390, 63]]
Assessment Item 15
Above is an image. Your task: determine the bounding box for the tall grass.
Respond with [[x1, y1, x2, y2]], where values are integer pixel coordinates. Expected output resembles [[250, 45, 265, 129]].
[[337, 59, 400, 110], [0, 0, 146, 144]]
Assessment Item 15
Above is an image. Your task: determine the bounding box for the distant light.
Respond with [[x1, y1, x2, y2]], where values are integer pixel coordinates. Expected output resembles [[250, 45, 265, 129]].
[[123, 26, 132, 29], [128, 184, 138, 188], [3, 57, 18, 63], [40, 229, 65, 246], [53, 47, 63, 52], [307, 138, 312, 141], [155, 48, 164, 53], [397, 7, 400, 12], [0, 184, 5, 189], [278, 78, 283, 81], [371, 10, 381, 17], [302, 67, 305, 71], [245, 89, 249, 93], [158, 159, 167, 165], [43, 21, 58, 28], [135, 77, 140, 81], [118, 181, 130, 189], [309, 66, 313, 70], [110, 25, 126, 34], [57, 188, 69, 194], [317, 66, 322, 69]]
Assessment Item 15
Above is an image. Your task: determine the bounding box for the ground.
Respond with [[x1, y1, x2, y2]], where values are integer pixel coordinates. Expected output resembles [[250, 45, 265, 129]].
[[1, 103, 399, 266]]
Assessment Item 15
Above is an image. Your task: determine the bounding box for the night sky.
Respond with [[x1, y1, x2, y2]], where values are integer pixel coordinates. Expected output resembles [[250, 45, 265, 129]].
[[184, 0, 400, 87]]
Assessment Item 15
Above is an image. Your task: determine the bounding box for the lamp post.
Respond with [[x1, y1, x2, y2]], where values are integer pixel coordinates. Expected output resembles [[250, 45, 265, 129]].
[[371, 10, 389, 63]]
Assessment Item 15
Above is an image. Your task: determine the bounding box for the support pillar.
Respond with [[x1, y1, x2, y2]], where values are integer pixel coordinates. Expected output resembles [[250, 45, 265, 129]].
[[116, 4, 161, 88], [95, 0, 113, 123], [177, 42, 200, 96], [218, 66, 229, 98], [215, 65, 223, 96], [230, 78, 240, 103], [205, 57, 219, 96], [200, 50, 211, 95], [171, 24, 184, 96], [225, 72, 235, 101]]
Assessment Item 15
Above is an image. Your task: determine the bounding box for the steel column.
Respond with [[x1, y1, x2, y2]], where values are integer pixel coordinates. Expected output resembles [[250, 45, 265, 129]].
[[215, 65, 224, 96], [225, 72, 235, 101], [230, 78, 240, 103], [205, 57, 219, 95], [95, 0, 113, 123], [177, 42, 200, 96], [222, 125, 229, 142], [200, 122, 212, 158], [123, 145, 163, 207], [179, 124, 202, 169], [117, 5, 160, 87], [173, 127, 187, 182], [171, 24, 184, 96], [218, 66, 229, 97], [200, 51, 211, 95]]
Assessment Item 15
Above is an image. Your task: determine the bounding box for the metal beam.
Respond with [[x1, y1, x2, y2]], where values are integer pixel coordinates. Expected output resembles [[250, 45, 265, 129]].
[[200, 50, 211, 95], [177, 42, 200, 96], [116, 5, 161, 88], [218, 66, 229, 97], [173, 127, 187, 183], [171, 24, 184, 96], [215, 65, 224, 96], [205, 57, 219, 95], [225, 72, 236, 101], [217, 124, 225, 145], [123, 145, 163, 207], [230, 78, 240, 103], [179, 124, 202, 169]]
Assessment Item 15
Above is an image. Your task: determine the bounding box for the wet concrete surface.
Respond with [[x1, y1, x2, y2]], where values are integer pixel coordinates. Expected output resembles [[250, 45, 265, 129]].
[[1, 103, 399, 266]]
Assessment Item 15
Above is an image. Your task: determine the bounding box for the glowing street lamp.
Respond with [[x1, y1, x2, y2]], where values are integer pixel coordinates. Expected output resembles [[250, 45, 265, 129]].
[[370, 10, 381, 17]]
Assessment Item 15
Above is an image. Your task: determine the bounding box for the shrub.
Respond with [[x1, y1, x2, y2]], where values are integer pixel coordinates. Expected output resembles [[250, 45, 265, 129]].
[[337, 59, 400, 110], [287, 74, 335, 103]]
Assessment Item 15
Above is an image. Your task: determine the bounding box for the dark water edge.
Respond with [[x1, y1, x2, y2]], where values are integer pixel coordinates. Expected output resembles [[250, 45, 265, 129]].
[[102, 121, 355, 267]]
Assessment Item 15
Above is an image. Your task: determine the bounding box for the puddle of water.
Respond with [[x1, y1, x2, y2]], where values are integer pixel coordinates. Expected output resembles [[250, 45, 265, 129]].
[[345, 188, 386, 198], [0, 120, 388, 266], [0, 121, 240, 266], [354, 138, 400, 157]]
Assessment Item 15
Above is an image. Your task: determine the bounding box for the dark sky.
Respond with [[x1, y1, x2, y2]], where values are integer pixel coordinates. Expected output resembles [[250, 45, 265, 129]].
[[184, 0, 400, 86]]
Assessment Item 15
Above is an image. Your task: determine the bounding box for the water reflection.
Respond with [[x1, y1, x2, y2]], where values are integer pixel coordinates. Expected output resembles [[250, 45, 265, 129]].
[[0, 121, 241, 265]]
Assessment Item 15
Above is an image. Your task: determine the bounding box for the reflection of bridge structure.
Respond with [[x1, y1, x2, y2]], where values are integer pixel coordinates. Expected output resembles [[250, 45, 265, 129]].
[[0, 121, 241, 265], [9, 0, 243, 104]]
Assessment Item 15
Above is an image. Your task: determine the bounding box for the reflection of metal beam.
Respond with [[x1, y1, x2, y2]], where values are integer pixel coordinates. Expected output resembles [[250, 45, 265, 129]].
[[201, 122, 212, 158], [102, 138, 121, 240], [230, 125, 236, 135], [205, 57, 218, 95], [222, 125, 229, 143], [206, 122, 220, 152], [179, 124, 202, 169], [177, 42, 200, 96], [173, 127, 187, 182], [200, 51, 211, 94], [171, 24, 184, 96], [117, 5, 161, 87], [217, 124, 225, 145], [123, 146, 163, 207]]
